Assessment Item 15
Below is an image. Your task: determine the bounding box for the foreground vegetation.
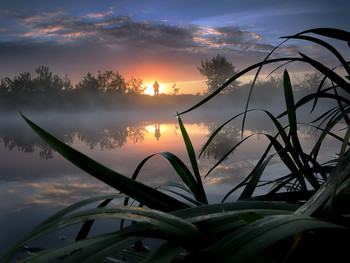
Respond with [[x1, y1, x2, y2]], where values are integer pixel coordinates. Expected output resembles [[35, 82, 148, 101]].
[[2, 28, 350, 262]]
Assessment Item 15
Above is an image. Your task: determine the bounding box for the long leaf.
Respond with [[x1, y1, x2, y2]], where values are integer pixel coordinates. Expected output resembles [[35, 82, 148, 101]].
[[205, 134, 254, 178], [62, 206, 203, 241], [0, 194, 123, 262], [283, 70, 297, 136], [206, 215, 344, 262], [177, 114, 207, 204], [75, 197, 114, 241], [132, 151, 205, 204], [283, 70, 320, 189], [298, 52, 350, 93], [20, 234, 140, 263], [240, 39, 289, 137], [296, 28, 350, 43], [144, 242, 184, 263], [199, 110, 248, 158], [239, 154, 275, 200], [295, 149, 350, 216], [327, 125, 350, 213], [282, 34, 350, 75], [223, 141, 275, 202], [172, 201, 299, 221], [20, 113, 188, 212]]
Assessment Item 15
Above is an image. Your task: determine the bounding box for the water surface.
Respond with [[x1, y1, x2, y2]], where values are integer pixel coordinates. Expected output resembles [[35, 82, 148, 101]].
[[0, 109, 343, 254]]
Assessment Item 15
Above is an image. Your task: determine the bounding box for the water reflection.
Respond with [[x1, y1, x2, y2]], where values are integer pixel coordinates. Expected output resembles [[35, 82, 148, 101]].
[[76, 125, 147, 151], [0, 112, 325, 161], [202, 124, 240, 161], [0, 111, 345, 256], [1, 134, 55, 159], [155, 124, 161, 141], [0, 118, 148, 159]]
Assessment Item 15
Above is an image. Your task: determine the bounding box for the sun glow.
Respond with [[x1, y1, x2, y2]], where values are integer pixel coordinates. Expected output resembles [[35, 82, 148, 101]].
[[143, 82, 163, 96], [143, 84, 155, 96]]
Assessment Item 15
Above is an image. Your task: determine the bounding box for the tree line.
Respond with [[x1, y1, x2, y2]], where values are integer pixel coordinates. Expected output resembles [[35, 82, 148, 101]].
[[0, 55, 329, 112], [0, 66, 145, 95]]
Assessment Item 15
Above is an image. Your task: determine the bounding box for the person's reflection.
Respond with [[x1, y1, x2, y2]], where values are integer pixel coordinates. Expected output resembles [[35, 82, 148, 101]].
[[154, 124, 161, 141]]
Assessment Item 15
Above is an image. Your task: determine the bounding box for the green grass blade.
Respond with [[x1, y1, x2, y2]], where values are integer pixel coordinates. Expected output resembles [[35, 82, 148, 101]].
[[63, 237, 142, 263], [278, 91, 350, 120], [144, 242, 184, 263], [0, 194, 123, 262], [240, 39, 289, 138], [199, 110, 250, 158], [58, 206, 203, 242], [328, 125, 350, 213], [160, 181, 193, 195], [283, 70, 320, 189], [205, 215, 345, 262], [283, 70, 297, 135], [239, 154, 275, 200], [310, 108, 350, 157], [298, 52, 350, 93], [295, 149, 350, 216], [19, 234, 140, 263], [133, 151, 205, 204], [75, 197, 114, 241], [295, 28, 350, 42], [172, 201, 299, 221], [161, 188, 203, 206], [205, 134, 254, 178], [222, 142, 274, 202], [20, 113, 188, 212], [177, 114, 208, 204], [282, 34, 350, 76]]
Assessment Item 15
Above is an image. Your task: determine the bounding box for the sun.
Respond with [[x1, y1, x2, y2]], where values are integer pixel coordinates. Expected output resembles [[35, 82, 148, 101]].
[[143, 82, 163, 96], [143, 84, 155, 96]]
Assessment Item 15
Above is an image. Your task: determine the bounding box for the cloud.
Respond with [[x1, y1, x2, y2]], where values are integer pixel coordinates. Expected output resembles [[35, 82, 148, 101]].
[[3, 9, 270, 54], [2, 8, 311, 84], [85, 10, 114, 19], [8, 178, 118, 210]]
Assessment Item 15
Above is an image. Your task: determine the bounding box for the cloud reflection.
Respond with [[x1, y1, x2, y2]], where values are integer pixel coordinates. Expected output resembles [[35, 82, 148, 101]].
[[8, 176, 117, 210]]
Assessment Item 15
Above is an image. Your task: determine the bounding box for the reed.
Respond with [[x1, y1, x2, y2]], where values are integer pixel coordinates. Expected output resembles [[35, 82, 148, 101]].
[[2, 28, 350, 262]]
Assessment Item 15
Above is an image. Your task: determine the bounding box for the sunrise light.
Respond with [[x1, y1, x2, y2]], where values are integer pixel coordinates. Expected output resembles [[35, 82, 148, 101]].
[[143, 82, 163, 96]]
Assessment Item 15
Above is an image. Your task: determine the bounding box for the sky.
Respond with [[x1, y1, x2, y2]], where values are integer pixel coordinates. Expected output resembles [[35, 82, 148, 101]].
[[1, 0, 349, 94]]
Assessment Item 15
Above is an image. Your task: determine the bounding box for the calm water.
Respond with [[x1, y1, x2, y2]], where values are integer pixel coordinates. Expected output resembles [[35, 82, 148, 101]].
[[0, 109, 343, 254]]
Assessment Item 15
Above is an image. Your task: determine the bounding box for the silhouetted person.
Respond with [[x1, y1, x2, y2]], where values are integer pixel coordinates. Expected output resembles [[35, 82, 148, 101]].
[[155, 124, 161, 141], [153, 81, 159, 96]]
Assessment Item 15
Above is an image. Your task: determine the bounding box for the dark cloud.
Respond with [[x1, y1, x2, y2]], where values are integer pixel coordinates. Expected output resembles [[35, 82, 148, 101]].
[[0, 9, 278, 83], [1, 0, 347, 85], [1, 9, 268, 53]]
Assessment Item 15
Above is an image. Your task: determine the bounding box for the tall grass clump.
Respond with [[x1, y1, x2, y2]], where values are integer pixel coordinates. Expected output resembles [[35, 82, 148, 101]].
[[1, 28, 350, 262]]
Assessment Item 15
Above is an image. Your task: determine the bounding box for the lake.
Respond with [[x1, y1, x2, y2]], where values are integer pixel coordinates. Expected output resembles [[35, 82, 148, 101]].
[[0, 108, 344, 256]]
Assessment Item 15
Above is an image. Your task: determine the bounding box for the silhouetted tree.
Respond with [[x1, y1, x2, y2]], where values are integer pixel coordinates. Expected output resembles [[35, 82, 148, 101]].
[[8, 72, 34, 92], [198, 54, 239, 94], [170, 83, 179, 95], [97, 70, 126, 93], [76, 72, 99, 92], [3, 66, 73, 94], [126, 77, 145, 94], [0, 78, 9, 94], [34, 66, 53, 92], [61, 74, 73, 91], [297, 71, 328, 91]]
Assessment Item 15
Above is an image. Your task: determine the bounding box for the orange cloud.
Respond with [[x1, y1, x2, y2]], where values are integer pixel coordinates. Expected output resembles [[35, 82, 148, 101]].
[[251, 32, 263, 40], [85, 10, 113, 18]]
